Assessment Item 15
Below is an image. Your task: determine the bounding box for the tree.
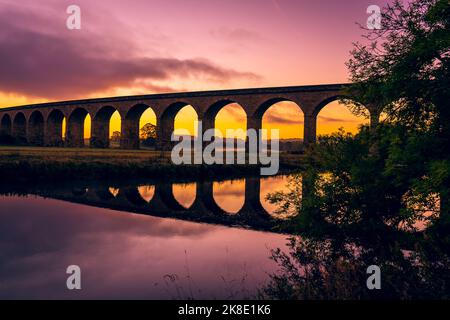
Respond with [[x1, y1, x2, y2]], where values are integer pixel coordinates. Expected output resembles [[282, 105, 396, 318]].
[[264, 0, 450, 240], [111, 131, 121, 143], [140, 123, 157, 139], [261, 221, 450, 299], [267, 0, 449, 228], [347, 0, 450, 131], [262, 0, 450, 300], [267, 0, 449, 229], [140, 123, 157, 147], [346, 0, 450, 219]]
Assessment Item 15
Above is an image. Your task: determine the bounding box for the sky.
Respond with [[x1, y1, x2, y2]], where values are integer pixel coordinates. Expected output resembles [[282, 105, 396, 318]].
[[0, 0, 389, 138]]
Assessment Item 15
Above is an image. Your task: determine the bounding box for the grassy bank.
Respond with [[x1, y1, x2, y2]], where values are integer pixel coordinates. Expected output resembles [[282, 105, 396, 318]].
[[0, 146, 305, 182]]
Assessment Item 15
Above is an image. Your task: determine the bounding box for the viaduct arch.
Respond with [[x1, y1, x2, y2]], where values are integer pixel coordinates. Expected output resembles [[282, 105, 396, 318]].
[[33, 177, 282, 231], [0, 84, 379, 150]]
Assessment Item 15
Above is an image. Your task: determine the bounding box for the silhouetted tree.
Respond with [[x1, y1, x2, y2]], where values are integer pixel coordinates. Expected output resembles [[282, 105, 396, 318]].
[[346, 0, 450, 221], [111, 131, 121, 143], [263, 0, 450, 299], [140, 123, 157, 147]]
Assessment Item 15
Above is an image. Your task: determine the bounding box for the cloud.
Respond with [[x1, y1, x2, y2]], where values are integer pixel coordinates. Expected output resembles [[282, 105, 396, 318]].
[[210, 27, 264, 43], [318, 116, 363, 123], [263, 104, 304, 125], [217, 103, 247, 120], [0, 5, 260, 101], [264, 113, 304, 125]]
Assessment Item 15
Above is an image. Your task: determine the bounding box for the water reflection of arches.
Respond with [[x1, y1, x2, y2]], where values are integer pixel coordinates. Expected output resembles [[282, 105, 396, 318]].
[[96, 188, 117, 201], [213, 179, 246, 214], [260, 175, 300, 219], [138, 185, 155, 203], [192, 181, 228, 215], [123, 187, 149, 207], [150, 183, 188, 212], [90, 179, 278, 217], [173, 183, 196, 209], [114, 184, 187, 213], [37, 177, 298, 231]]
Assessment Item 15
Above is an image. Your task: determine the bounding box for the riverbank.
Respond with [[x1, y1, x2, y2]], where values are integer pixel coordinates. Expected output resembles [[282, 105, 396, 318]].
[[0, 146, 305, 182]]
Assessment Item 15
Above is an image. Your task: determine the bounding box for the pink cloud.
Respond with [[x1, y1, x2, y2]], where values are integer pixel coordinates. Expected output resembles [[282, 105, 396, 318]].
[[0, 4, 260, 100]]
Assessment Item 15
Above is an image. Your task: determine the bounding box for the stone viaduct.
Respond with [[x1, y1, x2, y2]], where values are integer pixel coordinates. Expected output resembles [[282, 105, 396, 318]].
[[0, 84, 379, 150]]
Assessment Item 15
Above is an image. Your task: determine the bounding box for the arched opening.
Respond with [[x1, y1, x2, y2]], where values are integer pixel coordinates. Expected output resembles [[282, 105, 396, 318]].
[[95, 187, 118, 201], [27, 111, 44, 146], [47, 109, 66, 147], [91, 106, 121, 148], [84, 115, 91, 146], [121, 104, 157, 150], [213, 102, 247, 152], [173, 105, 198, 137], [108, 187, 120, 197], [62, 118, 67, 139], [0, 114, 12, 137], [260, 175, 299, 219], [139, 108, 157, 149], [12, 112, 27, 143], [159, 102, 197, 151], [213, 179, 245, 215], [124, 187, 149, 206], [316, 98, 369, 138], [66, 108, 90, 148], [172, 105, 198, 159], [138, 185, 155, 202], [261, 100, 304, 152], [173, 183, 196, 209]]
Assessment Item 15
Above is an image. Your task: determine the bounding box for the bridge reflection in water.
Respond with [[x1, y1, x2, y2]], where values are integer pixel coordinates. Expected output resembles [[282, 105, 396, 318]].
[[32, 175, 301, 232]]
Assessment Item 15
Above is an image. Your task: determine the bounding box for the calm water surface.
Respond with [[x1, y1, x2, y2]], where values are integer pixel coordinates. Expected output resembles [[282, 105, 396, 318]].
[[0, 175, 295, 299]]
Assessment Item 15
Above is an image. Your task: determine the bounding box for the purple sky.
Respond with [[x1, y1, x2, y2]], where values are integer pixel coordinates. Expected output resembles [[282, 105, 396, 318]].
[[0, 0, 390, 104]]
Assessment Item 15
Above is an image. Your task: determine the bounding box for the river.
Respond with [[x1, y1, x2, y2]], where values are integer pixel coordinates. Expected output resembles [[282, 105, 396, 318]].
[[0, 175, 296, 299]]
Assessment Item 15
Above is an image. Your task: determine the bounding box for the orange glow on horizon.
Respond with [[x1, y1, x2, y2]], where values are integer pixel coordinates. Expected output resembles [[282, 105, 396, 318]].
[[2, 96, 369, 141], [174, 105, 198, 137], [215, 104, 247, 139]]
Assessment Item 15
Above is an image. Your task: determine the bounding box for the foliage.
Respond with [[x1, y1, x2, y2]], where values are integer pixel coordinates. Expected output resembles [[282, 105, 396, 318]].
[[111, 131, 121, 142], [140, 123, 157, 139], [263, 0, 450, 299], [347, 0, 450, 133], [261, 229, 450, 300], [140, 123, 157, 147]]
